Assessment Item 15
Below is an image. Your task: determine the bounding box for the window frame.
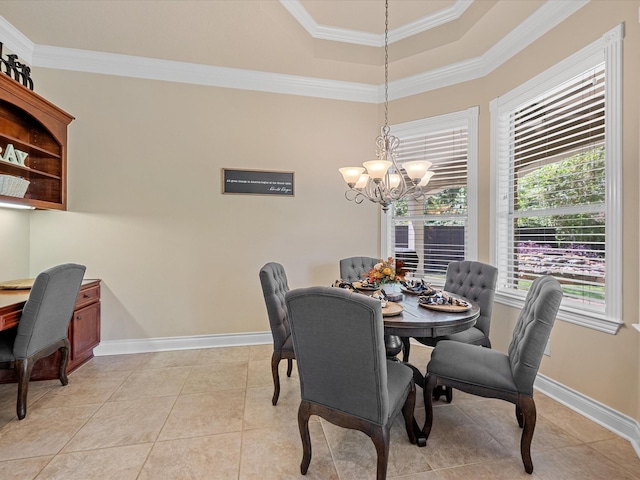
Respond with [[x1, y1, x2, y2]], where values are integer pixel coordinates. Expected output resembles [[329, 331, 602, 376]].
[[490, 24, 623, 334], [382, 107, 479, 284]]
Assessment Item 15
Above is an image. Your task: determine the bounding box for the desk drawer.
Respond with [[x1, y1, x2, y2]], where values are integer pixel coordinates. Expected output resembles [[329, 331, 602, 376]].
[[75, 284, 100, 310], [0, 309, 20, 330]]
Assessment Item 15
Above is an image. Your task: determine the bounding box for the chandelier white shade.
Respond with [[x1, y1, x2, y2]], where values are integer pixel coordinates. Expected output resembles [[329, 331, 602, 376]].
[[338, 167, 365, 187], [362, 160, 392, 181], [338, 1, 433, 212]]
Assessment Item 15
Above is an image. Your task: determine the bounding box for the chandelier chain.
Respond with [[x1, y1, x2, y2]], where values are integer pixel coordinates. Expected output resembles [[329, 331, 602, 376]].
[[384, 0, 389, 129]]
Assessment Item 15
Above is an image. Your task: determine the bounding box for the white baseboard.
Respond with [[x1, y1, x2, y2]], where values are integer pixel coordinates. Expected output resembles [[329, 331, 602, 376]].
[[93, 331, 272, 356], [534, 373, 640, 458], [93, 332, 640, 460]]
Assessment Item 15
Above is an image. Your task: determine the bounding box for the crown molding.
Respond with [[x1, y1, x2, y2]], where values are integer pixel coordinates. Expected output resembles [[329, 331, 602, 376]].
[[279, 0, 473, 47], [390, 0, 590, 100], [32, 45, 379, 103], [0, 15, 34, 63], [0, 0, 589, 104]]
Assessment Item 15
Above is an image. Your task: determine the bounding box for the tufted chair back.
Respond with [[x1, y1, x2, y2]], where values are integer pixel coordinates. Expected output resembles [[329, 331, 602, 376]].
[[284, 286, 417, 478], [286, 286, 390, 424], [444, 261, 498, 343], [508, 275, 563, 396], [339, 257, 378, 283], [259, 262, 296, 405], [259, 262, 290, 350]]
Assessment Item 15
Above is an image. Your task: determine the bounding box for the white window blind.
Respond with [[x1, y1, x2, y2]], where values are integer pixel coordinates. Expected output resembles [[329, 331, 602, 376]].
[[508, 63, 606, 309], [491, 24, 622, 333], [384, 108, 478, 283]]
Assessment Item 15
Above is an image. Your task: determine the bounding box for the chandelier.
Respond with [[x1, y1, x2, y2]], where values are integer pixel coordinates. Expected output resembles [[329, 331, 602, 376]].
[[338, 0, 433, 213]]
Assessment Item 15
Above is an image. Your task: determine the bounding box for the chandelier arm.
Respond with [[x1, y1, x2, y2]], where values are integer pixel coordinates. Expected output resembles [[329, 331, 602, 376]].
[[345, 189, 367, 205]]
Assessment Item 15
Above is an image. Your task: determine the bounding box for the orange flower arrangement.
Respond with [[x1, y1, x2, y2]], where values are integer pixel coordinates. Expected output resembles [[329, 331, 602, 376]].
[[365, 257, 406, 285]]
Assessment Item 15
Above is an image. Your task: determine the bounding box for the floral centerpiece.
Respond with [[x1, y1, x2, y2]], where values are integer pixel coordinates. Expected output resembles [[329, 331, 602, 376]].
[[364, 257, 406, 286]]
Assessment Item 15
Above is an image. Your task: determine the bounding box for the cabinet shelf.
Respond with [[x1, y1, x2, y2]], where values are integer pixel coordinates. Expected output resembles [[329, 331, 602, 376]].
[[0, 159, 61, 180], [0, 74, 73, 210], [0, 132, 61, 160]]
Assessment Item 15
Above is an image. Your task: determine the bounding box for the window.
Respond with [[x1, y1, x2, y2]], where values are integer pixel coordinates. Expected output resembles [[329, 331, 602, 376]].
[[490, 25, 622, 334], [382, 107, 478, 285]]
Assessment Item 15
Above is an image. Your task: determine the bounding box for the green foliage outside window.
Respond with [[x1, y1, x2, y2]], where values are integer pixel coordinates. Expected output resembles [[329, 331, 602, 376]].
[[515, 147, 605, 245], [394, 186, 467, 223]]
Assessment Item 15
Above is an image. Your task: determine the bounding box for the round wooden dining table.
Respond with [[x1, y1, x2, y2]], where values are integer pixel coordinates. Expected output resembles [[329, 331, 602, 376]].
[[383, 292, 480, 339]]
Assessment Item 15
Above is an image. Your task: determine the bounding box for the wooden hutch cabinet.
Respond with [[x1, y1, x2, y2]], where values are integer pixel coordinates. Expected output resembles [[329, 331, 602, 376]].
[[0, 72, 73, 209], [0, 74, 101, 381]]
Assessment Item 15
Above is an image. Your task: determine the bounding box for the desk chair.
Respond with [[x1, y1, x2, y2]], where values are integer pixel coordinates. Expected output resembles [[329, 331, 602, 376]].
[[0, 263, 86, 420], [285, 286, 417, 480], [259, 262, 295, 405], [422, 275, 563, 474], [339, 256, 403, 358]]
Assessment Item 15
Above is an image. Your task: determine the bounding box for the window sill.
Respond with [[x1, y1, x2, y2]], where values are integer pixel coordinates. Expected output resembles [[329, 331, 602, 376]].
[[494, 291, 622, 335]]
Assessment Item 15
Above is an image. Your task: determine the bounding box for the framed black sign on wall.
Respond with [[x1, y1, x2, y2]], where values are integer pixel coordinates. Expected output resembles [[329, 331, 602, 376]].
[[222, 169, 294, 196]]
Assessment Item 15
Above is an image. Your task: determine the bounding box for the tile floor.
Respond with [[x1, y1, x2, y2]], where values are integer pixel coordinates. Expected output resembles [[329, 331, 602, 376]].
[[0, 344, 637, 479]]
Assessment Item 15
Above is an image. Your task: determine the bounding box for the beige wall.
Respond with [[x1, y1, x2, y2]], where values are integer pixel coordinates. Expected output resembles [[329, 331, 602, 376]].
[[25, 70, 382, 341], [0, 0, 638, 419], [0, 209, 29, 279]]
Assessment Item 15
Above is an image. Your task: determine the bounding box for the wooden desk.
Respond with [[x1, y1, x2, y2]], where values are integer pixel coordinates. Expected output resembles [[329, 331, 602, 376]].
[[0, 279, 101, 381]]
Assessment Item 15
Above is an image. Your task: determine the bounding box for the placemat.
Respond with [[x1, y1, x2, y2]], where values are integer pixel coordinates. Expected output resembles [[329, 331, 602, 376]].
[[418, 302, 470, 312], [382, 302, 403, 317], [353, 281, 378, 291]]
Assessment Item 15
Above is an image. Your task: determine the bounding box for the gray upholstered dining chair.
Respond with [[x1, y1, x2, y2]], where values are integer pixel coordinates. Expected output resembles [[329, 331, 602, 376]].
[[339, 256, 404, 358], [402, 260, 497, 401], [0, 263, 86, 420], [422, 275, 563, 474], [285, 286, 417, 480], [339, 256, 379, 284], [259, 262, 295, 405]]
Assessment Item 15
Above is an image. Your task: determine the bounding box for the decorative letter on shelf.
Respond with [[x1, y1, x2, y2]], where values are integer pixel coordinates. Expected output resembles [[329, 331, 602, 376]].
[[0, 144, 28, 166]]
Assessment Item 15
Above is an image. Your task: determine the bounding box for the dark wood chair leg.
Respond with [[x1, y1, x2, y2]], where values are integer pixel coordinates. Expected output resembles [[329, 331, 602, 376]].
[[401, 381, 418, 445], [298, 401, 312, 475], [15, 358, 34, 420], [516, 404, 524, 428], [444, 386, 453, 403], [518, 394, 536, 474], [421, 373, 437, 442], [286, 358, 293, 377], [59, 339, 70, 386], [371, 426, 390, 480], [271, 351, 282, 406], [432, 385, 453, 403]]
